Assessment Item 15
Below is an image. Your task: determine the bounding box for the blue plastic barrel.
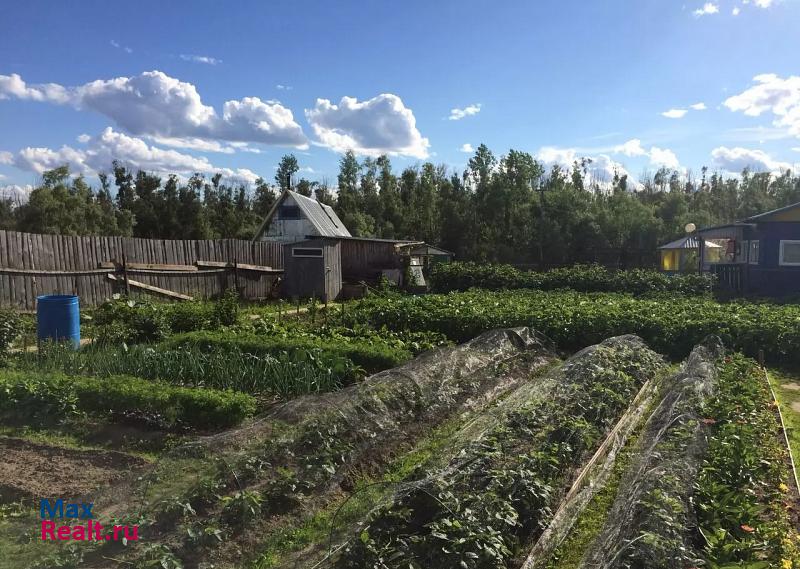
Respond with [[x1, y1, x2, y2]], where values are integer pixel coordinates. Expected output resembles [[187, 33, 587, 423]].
[[37, 295, 80, 349]]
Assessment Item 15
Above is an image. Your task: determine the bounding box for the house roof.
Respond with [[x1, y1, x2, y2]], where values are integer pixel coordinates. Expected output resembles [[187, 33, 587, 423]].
[[658, 236, 722, 250], [252, 190, 352, 241], [742, 201, 800, 222]]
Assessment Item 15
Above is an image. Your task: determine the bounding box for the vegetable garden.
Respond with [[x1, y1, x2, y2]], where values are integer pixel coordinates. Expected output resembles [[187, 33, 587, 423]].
[[0, 265, 798, 569]]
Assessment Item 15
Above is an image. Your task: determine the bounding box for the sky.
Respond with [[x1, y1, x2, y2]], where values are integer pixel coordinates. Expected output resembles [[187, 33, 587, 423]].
[[1, 0, 800, 199]]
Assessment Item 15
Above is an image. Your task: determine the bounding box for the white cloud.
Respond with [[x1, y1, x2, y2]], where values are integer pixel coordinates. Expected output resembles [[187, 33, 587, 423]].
[[0, 71, 308, 148], [743, 0, 773, 7], [693, 2, 719, 16], [110, 40, 133, 54], [0, 73, 70, 104], [537, 147, 641, 190], [732, 6, 741, 15], [4, 128, 262, 185], [662, 108, 688, 119], [460, 143, 475, 153], [305, 94, 430, 158], [0, 184, 33, 202], [724, 74, 800, 137], [690, 102, 707, 110], [276, 84, 292, 90], [711, 146, 793, 173], [614, 138, 647, 157], [0, 151, 13, 164], [149, 136, 236, 154], [649, 146, 681, 170], [180, 54, 221, 65], [448, 103, 481, 121], [76, 133, 91, 143], [611, 139, 682, 170]]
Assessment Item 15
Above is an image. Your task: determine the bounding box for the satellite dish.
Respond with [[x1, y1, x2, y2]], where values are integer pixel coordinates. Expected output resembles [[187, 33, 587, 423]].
[[685, 222, 697, 234]]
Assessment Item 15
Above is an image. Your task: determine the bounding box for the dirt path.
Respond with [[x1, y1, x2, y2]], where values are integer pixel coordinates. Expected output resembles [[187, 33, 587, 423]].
[[0, 437, 149, 500]]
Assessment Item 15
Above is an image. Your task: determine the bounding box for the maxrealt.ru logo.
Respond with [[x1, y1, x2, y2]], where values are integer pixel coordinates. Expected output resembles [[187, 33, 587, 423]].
[[40, 499, 139, 542]]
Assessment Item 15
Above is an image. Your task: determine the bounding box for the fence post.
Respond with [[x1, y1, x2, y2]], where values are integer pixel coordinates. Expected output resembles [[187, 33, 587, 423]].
[[121, 251, 131, 296]]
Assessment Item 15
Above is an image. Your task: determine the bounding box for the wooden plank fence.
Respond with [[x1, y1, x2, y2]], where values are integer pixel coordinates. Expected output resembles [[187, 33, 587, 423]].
[[0, 230, 284, 310]]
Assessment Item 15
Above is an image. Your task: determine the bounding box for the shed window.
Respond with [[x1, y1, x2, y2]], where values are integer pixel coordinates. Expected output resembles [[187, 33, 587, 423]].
[[292, 247, 323, 258], [779, 240, 800, 266], [279, 205, 302, 219], [749, 240, 759, 265]]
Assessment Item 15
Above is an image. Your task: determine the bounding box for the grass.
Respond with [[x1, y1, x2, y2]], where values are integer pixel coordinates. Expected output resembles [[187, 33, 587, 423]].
[[767, 368, 800, 474]]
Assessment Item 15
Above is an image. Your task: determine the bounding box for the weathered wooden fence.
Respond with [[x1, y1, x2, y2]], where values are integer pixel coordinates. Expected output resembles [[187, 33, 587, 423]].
[[0, 230, 284, 310]]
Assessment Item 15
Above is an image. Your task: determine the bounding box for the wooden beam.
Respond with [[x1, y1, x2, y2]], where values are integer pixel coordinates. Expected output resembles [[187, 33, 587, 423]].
[[196, 260, 283, 273], [0, 267, 112, 275], [107, 273, 194, 301], [100, 261, 198, 272]]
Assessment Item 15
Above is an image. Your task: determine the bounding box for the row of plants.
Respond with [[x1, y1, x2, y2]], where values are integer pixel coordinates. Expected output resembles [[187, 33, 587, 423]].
[[163, 330, 413, 377], [0, 369, 256, 430], [335, 337, 665, 568], [14, 342, 350, 397], [342, 289, 800, 363], [429, 262, 715, 295]]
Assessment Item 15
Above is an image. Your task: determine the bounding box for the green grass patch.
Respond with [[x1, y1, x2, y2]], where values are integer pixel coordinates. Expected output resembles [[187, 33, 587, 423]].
[[767, 368, 800, 469]]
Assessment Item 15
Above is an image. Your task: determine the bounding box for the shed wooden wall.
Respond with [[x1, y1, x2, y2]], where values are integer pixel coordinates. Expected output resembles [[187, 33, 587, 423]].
[[338, 240, 401, 281], [0, 230, 283, 310], [282, 239, 341, 301]]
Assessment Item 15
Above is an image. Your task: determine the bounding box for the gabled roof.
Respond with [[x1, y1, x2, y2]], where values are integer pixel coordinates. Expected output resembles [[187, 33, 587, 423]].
[[253, 190, 352, 241], [743, 201, 800, 222]]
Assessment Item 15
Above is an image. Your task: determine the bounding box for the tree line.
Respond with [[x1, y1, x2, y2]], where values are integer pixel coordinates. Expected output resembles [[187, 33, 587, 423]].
[[1, 145, 799, 266]]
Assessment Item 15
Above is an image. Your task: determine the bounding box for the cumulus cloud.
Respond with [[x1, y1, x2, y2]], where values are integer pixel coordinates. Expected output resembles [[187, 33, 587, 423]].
[[649, 146, 681, 170], [180, 54, 221, 65], [0, 71, 308, 148], [0, 150, 13, 164], [612, 139, 683, 170], [0, 73, 70, 104], [448, 103, 481, 121], [711, 146, 793, 173], [0, 184, 34, 202], [305, 94, 430, 158], [690, 102, 707, 110], [537, 147, 641, 190], [460, 143, 475, 153], [614, 138, 647, 157], [3, 128, 262, 185], [693, 2, 719, 16], [662, 108, 688, 119], [732, 6, 741, 14], [724, 74, 800, 137]]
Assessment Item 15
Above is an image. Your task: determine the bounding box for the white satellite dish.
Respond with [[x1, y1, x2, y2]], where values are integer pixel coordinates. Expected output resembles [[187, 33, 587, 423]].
[[685, 222, 696, 234]]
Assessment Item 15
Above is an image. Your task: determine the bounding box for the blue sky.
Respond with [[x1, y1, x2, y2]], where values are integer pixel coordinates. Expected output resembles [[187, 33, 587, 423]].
[[1, 0, 799, 197]]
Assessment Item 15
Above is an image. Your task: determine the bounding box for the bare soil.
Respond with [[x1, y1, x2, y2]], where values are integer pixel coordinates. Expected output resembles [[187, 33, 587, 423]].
[[0, 436, 149, 501]]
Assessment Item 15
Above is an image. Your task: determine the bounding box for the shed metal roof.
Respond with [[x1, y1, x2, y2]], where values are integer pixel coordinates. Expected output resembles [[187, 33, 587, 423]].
[[658, 236, 722, 250], [253, 190, 352, 241], [743, 200, 800, 222]]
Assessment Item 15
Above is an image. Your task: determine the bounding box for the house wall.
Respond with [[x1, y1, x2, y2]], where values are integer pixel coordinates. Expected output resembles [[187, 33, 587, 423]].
[[745, 222, 800, 296], [260, 194, 320, 243]]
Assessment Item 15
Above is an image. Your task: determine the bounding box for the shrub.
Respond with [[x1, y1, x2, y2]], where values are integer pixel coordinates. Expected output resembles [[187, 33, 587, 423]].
[[211, 288, 240, 327], [0, 369, 256, 429], [0, 308, 22, 362], [429, 262, 714, 296], [94, 297, 170, 344], [164, 330, 411, 375]]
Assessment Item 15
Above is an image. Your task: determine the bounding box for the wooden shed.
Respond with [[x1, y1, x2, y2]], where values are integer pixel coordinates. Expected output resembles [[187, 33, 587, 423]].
[[281, 239, 342, 302]]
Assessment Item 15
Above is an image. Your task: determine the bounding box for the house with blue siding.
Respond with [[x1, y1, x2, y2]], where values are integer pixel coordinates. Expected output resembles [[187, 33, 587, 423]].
[[694, 201, 800, 296]]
